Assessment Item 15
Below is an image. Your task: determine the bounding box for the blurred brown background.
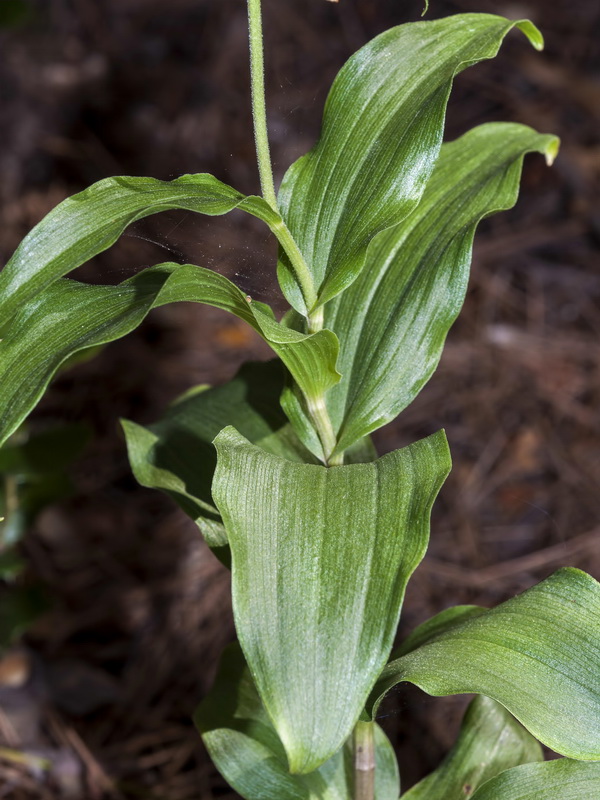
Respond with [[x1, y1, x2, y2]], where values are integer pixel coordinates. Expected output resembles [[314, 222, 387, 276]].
[[0, 0, 599, 797]]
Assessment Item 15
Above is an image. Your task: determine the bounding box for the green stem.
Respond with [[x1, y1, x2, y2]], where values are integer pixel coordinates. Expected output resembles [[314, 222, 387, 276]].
[[307, 305, 324, 334], [306, 394, 343, 466], [270, 218, 318, 312], [247, 0, 278, 210], [247, 0, 338, 462], [353, 721, 376, 800], [246, 0, 318, 313]]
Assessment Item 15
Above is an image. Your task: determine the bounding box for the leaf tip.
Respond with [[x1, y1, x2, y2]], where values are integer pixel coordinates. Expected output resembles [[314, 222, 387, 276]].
[[544, 136, 561, 166], [516, 20, 544, 52]]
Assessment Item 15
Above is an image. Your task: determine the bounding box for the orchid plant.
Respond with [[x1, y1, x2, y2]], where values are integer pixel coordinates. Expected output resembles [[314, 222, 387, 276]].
[[0, 1, 599, 798]]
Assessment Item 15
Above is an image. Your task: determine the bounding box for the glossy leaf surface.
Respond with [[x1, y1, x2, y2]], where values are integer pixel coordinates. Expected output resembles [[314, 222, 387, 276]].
[[0, 173, 290, 324], [325, 123, 559, 453], [212, 426, 450, 773], [196, 642, 399, 800], [403, 695, 542, 799], [471, 759, 600, 799], [278, 14, 544, 311], [0, 264, 338, 447], [369, 568, 600, 761], [394, 605, 486, 658]]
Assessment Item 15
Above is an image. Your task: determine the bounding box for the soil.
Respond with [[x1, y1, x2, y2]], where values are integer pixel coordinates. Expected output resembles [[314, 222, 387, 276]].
[[0, 0, 599, 797]]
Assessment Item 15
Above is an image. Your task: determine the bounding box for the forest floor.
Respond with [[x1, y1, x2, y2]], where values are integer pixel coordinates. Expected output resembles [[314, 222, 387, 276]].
[[0, 0, 599, 797]]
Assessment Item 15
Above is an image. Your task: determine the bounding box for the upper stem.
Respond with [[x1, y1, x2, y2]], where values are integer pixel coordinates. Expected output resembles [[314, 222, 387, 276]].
[[270, 218, 318, 312], [247, 0, 278, 210], [246, 0, 341, 465]]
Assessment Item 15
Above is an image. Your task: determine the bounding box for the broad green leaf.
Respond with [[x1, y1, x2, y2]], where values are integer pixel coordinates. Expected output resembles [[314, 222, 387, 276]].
[[212, 426, 450, 773], [403, 696, 542, 799], [471, 759, 600, 799], [0, 263, 339, 448], [278, 15, 544, 312], [324, 123, 559, 453], [123, 360, 317, 551], [369, 568, 600, 762], [195, 642, 399, 800], [0, 172, 312, 323]]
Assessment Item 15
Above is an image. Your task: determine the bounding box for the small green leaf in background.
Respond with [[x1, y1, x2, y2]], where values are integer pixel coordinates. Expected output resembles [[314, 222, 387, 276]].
[[0, 263, 339, 448], [0, 423, 88, 647], [324, 123, 559, 453], [0, 423, 89, 475], [0, 423, 89, 547], [369, 568, 600, 762], [278, 14, 545, 312], [471, 759, 600, 799], [403, 695, 542, 799], [0, 548, 25, 582], [196, 642, 400, 800], [0, 584, 46, 651], [0, 0, 31, 27], [212, 426, 450, 773]]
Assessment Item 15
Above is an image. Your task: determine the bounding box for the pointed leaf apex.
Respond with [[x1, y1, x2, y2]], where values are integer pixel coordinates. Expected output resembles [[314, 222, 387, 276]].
[[516, 20, 544, 51], [544, 136, 561, 166]]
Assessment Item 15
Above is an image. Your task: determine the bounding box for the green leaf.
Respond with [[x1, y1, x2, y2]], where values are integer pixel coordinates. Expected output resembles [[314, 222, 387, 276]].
[[369, 568, 600, 762], [278, 14, 545, 312], [212, 426, 450, 773], [324, 122, 559, 453], [403, 696, 542, 799], [393, 605, 487, 658], [123, 360, 317, 551], [472, 760, 600, 800], [0, 171, 322, 322], [124, 359, 376, 552], [195, 641, 400, 800], [0, 263, 339, 448]]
